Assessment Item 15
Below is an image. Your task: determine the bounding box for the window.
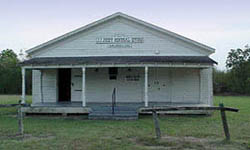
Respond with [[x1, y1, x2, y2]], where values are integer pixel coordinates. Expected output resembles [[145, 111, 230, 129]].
[[109, 68, 118, 80], [126, 75, 140, 81], [109, 68, 118, 75]]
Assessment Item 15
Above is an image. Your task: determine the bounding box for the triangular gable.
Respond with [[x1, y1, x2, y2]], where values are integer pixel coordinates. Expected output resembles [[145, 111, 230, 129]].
[[27, 12, 215, 56]]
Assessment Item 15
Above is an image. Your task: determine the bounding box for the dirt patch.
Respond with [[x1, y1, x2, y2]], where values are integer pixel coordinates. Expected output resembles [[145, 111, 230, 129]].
[[0, 133, 55, 141], [133, 136, 249, 150]]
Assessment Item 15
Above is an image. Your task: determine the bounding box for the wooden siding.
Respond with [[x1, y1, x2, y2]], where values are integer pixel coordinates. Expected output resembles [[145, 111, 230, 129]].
[[31, 68, 204, 104], [29, 14, 214, 106], [172, 69, 200, 103], [115, 68, 144, 102], [41, 70, 57, 103], [31, 18, 210, 58], [200, 68, 213, 105], [32, 67, 212, 105], [32, 69, 58, 104], [32, 70, 42, 104], [148, 68, 200, 103], [148, 68, 172, 102], [84, 68, 144, 103]]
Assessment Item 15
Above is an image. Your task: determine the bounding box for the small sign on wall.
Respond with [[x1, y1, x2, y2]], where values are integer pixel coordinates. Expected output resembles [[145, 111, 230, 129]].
[[125, 75, 140, 81]]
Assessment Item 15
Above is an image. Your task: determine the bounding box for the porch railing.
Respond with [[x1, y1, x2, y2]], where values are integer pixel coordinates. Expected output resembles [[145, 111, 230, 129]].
[[112, 88, 116, 114]]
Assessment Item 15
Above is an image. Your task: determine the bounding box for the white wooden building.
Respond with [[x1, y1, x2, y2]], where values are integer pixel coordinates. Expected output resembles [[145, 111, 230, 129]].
[[20, 12, 216, 118]]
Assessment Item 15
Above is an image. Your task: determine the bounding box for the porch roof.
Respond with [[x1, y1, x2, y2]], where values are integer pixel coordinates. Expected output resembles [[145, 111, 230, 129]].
[[20, 56, 217, 66]]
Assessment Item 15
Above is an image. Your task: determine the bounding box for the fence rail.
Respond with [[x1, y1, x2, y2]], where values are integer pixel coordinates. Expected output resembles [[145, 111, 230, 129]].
[[1, 102, 239, 141], [0, 101, 29, 137], [141, 103, 239, 140], [0, 103, 30, 108], [141, 106, 239, 112]]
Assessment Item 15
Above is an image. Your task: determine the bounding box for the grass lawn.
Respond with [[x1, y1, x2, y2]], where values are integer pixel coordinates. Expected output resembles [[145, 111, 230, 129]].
[[0, 95, 250, 150]]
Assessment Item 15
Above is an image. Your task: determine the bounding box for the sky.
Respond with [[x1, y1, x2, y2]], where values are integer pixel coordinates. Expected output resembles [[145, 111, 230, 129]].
[[1, 0, 249, 70]]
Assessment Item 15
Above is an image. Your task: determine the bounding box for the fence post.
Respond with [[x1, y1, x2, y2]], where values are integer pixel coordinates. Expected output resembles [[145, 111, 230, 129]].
[[18, 101, 24, 136], [152, 110, 161, 139], [219, 103, 230, 141]]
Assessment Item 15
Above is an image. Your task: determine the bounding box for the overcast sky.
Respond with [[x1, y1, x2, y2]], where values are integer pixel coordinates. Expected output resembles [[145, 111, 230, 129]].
[[1, 0, 249, 70]]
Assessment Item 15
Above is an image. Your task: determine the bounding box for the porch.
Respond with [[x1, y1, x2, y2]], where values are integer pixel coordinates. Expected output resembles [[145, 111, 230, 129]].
[[21, 102, 211, 116], [20, 56, 215, 117]]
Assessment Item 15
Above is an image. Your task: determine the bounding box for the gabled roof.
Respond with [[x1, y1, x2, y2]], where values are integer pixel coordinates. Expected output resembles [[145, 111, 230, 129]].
[[26, 12, 215, 54], [20, 56, 217, 66]]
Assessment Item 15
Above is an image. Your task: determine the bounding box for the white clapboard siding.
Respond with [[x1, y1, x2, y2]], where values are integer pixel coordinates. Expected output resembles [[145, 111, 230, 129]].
[[71, 68, 145, 103], [29, 14, 215, 106], [148, 68, 172, 102], [32, 18, 210, 58], [171, 68, 200, 103], [148, 68, 200, 103], [115, 68, 144, 102], [200, 68, 213, 105], [68, 67, 203, 104], [32, 70, 41, 104], [32, 67, 210, 105], [41, 69, 57, 103], [84, 68, 144, 103], [86, 68, 113, 103], [32, 69, 58, 104]]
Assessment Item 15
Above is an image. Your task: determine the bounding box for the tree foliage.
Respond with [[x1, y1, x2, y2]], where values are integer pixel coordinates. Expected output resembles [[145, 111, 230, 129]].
[[213, 68, 231, 94], [225, 47, 250, 94], [0, 49, 31, 94]]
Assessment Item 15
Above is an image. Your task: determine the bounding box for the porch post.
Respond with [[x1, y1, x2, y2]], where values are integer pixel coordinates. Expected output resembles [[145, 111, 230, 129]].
[[21, 67, 26, 104], [82, 67, 86, 107], [144, 66, 148, 107]]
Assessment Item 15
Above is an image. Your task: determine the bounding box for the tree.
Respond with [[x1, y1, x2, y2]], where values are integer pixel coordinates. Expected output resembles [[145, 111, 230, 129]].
[[0, 49, 21, 94], [0, 49, 32, 94], [226, 46, 250, 94], [213, 68, 231, 94]]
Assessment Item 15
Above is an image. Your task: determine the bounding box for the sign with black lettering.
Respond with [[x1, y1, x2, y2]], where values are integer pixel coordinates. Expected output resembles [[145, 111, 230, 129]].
[[96, 34, 144, 48]]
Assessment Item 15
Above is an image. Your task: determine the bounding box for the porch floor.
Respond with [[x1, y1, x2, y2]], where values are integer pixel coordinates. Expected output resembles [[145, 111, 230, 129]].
[[22, 102, 211, 116], [30, 102, 208, 107]]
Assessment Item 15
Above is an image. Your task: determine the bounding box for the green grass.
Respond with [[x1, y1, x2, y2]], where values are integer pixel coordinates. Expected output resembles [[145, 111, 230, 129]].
[[0, 95, 250, 150]]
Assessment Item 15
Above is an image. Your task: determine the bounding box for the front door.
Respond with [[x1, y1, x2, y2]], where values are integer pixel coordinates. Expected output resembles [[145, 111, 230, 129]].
[[71, 69, 83, 102], [58, 69, 71, 102]]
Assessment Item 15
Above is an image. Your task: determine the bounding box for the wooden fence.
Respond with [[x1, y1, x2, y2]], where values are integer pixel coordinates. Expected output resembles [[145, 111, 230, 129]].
[[0, 101, 30, 136], [140, 103, 239, 141], [1, 102, 238, 140]]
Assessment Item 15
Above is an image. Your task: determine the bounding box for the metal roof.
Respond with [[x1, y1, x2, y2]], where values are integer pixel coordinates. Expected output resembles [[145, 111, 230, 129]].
[[20, 56, 217, 66]]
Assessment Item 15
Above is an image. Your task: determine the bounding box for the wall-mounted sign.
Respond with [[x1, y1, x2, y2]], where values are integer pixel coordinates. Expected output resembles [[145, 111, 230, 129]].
[[125, 75, 140, 81], [96, 34, 144, 48]]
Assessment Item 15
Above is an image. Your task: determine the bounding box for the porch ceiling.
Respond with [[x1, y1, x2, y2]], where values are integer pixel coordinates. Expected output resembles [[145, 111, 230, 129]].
[[20, 56, 217, 66]]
